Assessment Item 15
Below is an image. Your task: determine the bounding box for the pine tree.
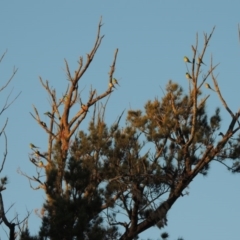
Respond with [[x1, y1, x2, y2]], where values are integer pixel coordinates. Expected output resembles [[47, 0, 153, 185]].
[[21, 18, 120, 239], [20, 227, 39, 240], [38, 156, 119, 239], [23, 24, 240, 240]]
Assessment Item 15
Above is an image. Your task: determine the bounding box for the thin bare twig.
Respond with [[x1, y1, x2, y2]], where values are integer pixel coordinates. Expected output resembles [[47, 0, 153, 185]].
[[0, 132, 8, 173], [211, 70, 235, 118], [0, 67, 18, 93], [0, 89, 21, 116]]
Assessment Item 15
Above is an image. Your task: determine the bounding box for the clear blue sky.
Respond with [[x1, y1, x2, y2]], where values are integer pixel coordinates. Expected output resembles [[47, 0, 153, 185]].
[[1, 1, 240, 239]]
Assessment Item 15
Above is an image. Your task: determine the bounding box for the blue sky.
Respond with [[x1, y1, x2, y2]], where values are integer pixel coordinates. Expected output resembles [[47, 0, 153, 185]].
[[0, 1, 240, 239]]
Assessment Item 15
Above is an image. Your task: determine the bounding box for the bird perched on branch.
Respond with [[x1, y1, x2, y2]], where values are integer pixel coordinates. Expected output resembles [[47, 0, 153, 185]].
[[30, 158, 37, 164], [113, 78, 120, 86], [109, 81, 116, 89], [44, 112, 55, 119], [30, 143, 39, 149], [184, 56, 191, 63], [60, 95, 69, 103], [81, 104, 89, 112], [35, 150, 41, 158], [219, 132, 224, 136], [40, 121, 47, 127], [185, 72, 192, 80], [38, 161, 44, 168], [205, 83, 216, 91], [198, 57, 206, 66]]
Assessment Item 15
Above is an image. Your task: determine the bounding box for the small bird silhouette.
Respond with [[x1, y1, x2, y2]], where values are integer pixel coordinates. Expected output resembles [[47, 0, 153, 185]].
[[113, 78, 120, 86], [185, 72, 192, 79], [60, 95, 69, 102], [184, 56, 191, 63], [205, 83, 216, 91], [81, 104, 88, 112], [38, 161, 44, 168], [35, 150, 41, 157], [40, 121, 47, 127], [109, 82, 116, 89], [218, 132, 224, 137], [30, 158, 37, 164], [30, 143, 39, 149], [44, 112, 55, 118], [198, 57, 206, 66]]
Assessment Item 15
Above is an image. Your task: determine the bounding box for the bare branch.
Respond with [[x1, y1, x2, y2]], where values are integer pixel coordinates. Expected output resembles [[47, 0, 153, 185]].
[[77, 17, 105, 81], [211, 70, 235, 118], [17, 168, 45, 190], [194, 26, 216, 83], [0, 192, 16, 240], [0, 67, 18, 93], [64, 59, 72, 81], [0, 132, 8, 173], [108, 48, 119, 83], [0, 118, 8, 137], [0, 50, 7, 64], [0, 89, 21, 116], [29, 110, 57, 138], [68, 48, 119, 136]]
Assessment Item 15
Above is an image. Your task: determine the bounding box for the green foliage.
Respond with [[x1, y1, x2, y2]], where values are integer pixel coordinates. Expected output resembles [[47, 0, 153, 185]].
[[20, 228, 39, 240], [25, 26, 240, 240], [37, 155, 119, 240], [28, 79, 240, 240]]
